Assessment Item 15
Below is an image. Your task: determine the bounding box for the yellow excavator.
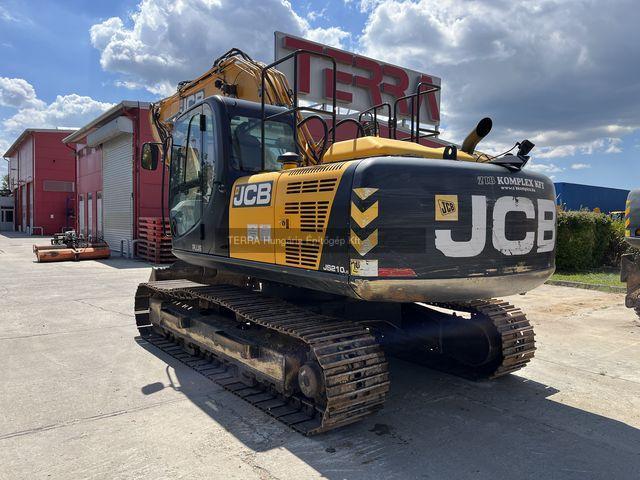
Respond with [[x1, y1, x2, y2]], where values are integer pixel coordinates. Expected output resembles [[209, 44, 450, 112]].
[[135, 48, 555, 434]]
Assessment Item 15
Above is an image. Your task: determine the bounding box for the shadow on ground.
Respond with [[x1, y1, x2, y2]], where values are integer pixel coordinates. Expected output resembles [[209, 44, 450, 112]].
[[94, 257, 156, 270], [136, 337, 640, 480]]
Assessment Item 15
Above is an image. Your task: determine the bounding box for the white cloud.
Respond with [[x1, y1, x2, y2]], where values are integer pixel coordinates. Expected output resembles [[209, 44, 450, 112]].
[[90, 0, 349, 96], [307, 9, 326, 21], [358, 0, 640, 160], [527, 162, 563, 174], [536, 137, 623, 159], [357, 0, 384, 12], [0, 77, 45, 109], [89, 16, 123, 51], [306, 27, 351, 48], [0, 138, 10, 174], [0, 5, 18, 22], [571, 163, 591, 170], [2, 94, 114, 135], [0, 5, 32, 25], [0, 78, 113, 156], [114, 79, 174, 97]]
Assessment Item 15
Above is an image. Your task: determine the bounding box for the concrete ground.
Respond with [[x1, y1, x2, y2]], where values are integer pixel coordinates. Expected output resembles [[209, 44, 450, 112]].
[[1, 232, 639, 480]]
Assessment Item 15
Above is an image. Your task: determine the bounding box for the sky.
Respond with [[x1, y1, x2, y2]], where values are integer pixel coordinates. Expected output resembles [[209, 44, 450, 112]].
[[0, 0, 638, 189]]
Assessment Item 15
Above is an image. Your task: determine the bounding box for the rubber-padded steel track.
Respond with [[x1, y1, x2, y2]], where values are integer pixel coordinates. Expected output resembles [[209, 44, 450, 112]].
[[439, 299, 536, 378], [135, 280, 390, 435]]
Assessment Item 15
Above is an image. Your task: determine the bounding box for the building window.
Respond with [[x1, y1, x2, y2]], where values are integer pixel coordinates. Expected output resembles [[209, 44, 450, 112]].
[[1, 208, 13, 224]]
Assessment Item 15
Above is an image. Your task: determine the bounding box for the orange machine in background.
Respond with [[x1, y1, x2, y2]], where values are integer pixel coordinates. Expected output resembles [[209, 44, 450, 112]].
[[33, 231, 110, 263]]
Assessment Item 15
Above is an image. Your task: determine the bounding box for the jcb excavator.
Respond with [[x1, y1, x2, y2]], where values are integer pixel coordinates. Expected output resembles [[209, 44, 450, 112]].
[[134, 48, 556, 434], [621, 190, 640, 317]]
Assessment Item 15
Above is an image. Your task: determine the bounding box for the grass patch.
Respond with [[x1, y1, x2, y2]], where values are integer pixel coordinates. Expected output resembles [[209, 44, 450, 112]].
[[551, 269, 624, 288]]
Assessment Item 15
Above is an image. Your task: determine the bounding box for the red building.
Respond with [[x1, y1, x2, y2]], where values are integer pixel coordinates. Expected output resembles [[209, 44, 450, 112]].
[[4, 129, 76, 235], [63, 101, 165, 252]]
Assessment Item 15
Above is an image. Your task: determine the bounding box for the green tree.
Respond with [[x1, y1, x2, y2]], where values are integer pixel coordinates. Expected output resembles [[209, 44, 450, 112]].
[[0, 174, 10, 196]]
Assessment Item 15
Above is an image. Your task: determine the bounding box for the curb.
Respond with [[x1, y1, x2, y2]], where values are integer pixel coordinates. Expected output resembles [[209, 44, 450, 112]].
[[545, 279, 626, 294]]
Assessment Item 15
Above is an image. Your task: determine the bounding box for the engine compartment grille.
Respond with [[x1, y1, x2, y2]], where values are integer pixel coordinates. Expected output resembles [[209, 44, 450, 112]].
[[285, 163, 345, 175], [284, 239, 321, 268], [284, 201, 330, 232], [286, 178, 338, 194]]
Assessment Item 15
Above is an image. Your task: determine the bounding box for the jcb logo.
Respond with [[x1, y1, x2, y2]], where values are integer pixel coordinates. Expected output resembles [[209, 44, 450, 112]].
[[439, 201, 455, 215], [233, 181, 272, 208], [435, 195, 458, 221], [435, 195, 556, 257]]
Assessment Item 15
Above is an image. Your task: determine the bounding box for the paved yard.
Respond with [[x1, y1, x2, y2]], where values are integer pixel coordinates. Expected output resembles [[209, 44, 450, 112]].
[[1, 232, 639, 479]]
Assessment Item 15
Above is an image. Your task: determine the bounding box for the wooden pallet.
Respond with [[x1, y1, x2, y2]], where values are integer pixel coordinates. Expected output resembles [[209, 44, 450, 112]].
[[138, 224, 169, 235], [137, 217, 175, 263], [138, 241, 172, 253], [139, 217, 170, 226]]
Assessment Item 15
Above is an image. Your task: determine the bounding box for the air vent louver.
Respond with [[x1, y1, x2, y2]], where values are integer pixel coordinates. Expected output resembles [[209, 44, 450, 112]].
[[284, 239, 321, 268]]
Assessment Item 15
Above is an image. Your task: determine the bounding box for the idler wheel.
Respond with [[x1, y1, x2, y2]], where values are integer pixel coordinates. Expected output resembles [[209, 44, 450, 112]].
[[298, 363, 323, 399]]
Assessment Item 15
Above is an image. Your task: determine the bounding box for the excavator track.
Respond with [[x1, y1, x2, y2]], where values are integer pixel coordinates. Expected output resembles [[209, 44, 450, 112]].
[[434, 299, 536, 378], [134, 280, 390, 435]]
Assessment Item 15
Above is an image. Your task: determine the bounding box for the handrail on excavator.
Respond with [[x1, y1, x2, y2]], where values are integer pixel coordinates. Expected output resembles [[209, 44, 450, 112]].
[[260, 49, 338, 167]]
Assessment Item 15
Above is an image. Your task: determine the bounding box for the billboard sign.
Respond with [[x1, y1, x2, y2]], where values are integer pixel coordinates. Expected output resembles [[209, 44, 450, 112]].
[[274, 32, 441, 124]]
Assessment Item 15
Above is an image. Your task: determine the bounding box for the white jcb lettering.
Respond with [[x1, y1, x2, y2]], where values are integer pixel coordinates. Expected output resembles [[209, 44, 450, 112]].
[[435, 195, 487, 257], [435, 195, 556, 258], [233, 187, 243, 207], [233, 181, 273, 207], [492, 197, 535, 255], [536, 199, 556, 253], [243, 184, 258, 205], [256, 183, 272, 205]]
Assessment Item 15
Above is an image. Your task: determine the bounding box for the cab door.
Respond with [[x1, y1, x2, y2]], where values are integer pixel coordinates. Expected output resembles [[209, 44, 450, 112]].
[[168, 106, 205, 253], [200, 102, 227, 255]]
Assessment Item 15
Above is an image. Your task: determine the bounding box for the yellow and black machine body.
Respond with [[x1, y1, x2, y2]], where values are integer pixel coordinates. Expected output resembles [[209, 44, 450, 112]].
[[134, 48, 556, 434], [621, 190, 640, 318]]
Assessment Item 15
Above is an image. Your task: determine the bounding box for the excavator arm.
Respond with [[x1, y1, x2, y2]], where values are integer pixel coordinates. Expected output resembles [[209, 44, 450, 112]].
[[150, 48, 320, 165]]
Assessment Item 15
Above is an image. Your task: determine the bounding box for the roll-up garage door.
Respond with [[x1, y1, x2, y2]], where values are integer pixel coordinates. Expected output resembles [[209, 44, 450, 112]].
[[102, 134, 133, 252]]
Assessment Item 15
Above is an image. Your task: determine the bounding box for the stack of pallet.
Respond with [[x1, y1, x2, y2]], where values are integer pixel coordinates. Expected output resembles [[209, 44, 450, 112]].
[[137, 217, 174, 264]]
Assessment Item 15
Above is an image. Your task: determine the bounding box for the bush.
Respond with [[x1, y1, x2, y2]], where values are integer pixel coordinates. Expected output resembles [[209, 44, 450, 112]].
[[556, 210, 639, 271], [556, 211, 600, 271], [593, 213, 613, 266], [608, 219, 639, 265]]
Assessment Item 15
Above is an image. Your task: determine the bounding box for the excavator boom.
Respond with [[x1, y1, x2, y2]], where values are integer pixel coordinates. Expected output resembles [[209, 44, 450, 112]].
[[150, 49, 319, 165]]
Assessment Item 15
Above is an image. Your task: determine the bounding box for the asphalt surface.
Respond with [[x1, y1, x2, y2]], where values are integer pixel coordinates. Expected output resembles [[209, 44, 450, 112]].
[[1, 232, 639, 479]]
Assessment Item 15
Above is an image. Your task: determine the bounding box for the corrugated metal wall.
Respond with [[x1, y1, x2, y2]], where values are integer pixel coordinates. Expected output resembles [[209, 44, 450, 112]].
[[102, 134, 133, 252], [555, 182, 630, 213]]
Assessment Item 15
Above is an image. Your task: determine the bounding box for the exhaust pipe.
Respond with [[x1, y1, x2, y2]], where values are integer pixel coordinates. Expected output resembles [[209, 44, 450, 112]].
[[461, 117, 493, 154]]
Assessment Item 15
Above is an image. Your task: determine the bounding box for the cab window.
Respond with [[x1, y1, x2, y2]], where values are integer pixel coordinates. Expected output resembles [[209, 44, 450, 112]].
[[169, 112, 203, 237], [229, 116, 296, 172], [202, 103, 216, 205]]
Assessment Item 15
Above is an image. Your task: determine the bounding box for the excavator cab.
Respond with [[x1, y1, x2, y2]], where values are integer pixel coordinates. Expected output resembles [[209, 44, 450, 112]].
[[144, 96, 298, 257]]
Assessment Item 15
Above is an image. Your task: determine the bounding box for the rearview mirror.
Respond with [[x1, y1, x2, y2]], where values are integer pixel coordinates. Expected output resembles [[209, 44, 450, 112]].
[[141, 143, 161, 170]]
